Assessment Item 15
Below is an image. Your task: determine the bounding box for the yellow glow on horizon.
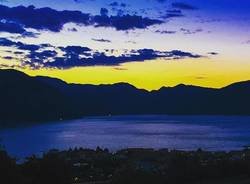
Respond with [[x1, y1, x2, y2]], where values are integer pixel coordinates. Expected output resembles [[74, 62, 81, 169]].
[[17, 57, 250, 91]]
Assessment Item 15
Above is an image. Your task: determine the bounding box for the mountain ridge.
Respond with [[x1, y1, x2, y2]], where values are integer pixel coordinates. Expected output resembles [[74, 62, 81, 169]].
[[1, 69, 250, 124]]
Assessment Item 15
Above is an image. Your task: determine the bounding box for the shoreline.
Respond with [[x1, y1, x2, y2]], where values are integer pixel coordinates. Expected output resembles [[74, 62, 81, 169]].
[[1, 147, 250, 184]]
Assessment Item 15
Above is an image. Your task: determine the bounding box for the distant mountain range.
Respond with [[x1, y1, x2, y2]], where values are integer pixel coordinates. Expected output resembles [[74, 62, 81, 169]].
[[1, 69, 250, 124]]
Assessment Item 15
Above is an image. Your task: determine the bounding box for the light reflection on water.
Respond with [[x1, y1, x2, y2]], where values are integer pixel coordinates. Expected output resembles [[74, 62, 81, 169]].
[[1, 115, 250, 159]]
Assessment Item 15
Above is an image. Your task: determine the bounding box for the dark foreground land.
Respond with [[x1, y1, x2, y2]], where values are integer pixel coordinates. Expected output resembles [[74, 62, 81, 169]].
[[1, 147, 250, 184]]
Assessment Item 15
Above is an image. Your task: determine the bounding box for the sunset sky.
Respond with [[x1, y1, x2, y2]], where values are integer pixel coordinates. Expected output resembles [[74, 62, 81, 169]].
[[0, 0, 250, 90]]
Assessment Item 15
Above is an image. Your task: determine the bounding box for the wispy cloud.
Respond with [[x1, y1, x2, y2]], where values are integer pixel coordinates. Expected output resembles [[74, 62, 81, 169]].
[[92, 38, 112, 43], [172, 2, 198, 10]]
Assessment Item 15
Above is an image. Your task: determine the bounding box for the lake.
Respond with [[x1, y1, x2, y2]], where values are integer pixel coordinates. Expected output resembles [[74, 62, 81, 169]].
[[1, 115, 250, 159]]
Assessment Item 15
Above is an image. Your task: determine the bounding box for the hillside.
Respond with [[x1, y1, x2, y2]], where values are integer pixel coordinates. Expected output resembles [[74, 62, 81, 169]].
[[1, 69, 250, 124]]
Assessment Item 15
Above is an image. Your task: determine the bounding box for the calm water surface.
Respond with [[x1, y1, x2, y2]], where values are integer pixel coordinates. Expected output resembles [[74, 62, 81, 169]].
[[1, 115, 250, 158]]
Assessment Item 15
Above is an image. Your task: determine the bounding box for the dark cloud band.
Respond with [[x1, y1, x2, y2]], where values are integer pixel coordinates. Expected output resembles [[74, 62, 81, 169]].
[[0, 5, 164, 33], [0, 38, 202, 69]]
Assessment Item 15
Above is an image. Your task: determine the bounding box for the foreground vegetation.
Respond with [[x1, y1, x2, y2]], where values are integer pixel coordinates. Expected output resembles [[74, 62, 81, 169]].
[[1, 147, 250, 184]]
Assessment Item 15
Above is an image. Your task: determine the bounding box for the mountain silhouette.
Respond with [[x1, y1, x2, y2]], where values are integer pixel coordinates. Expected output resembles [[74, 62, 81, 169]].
[[0, 69, 75, 125], [1, 69, 250, 124]]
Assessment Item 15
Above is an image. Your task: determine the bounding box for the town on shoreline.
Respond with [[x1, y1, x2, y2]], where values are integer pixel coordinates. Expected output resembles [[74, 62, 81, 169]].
[[1, 147, 250, 184]]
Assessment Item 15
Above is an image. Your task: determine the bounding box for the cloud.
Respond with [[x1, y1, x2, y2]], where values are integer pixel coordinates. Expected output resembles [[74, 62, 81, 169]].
[[100, 8, 109, 16], [27, 50, 58, 63], [163, 13, 184, 19], [109, 2, 130, 17], [208, 52, 218, 55], [195, 76, 207, 80], [41, 49, 202, 69], [0, 5, 164, 32], [0, 5, 91, 32], [0, 21, 26, 34], [0, 20, 38, 37], [109, 2, 119, 7], [167, 9, 182, 14], [109, 2, 128, 7], [67, 27, 78, 32], [126, 41, 137, 44], [113, 67, 127, 71], [161, 9, 184, 19], [0, 38, 203, 69], [92, 38, 112, 43], [172, 2, 198, 10], [102, 15, 163, 30], [0, 37, 41, 51], [3, 56, 13, 60], [92, 13, 163, 30], [155, 30, 176, 34], [180, 28, 203, 34], [60, 46, 91, 54]]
